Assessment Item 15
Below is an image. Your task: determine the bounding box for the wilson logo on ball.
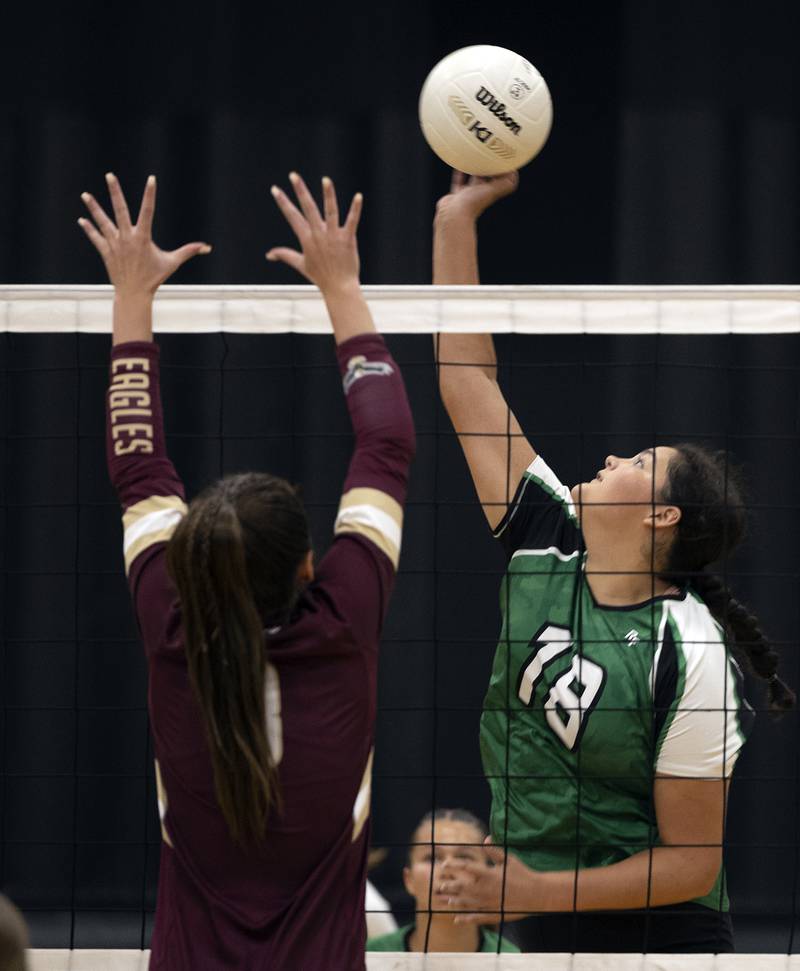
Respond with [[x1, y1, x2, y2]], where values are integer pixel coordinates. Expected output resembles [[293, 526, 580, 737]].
[[474, 87, 522, 135]]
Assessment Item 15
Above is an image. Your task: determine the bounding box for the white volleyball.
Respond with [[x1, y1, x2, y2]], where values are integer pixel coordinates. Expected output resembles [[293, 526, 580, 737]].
[[418, 45, 553, 176]]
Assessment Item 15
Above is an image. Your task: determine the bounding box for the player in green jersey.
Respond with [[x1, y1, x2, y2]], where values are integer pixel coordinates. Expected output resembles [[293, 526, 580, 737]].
[[430, 170, 794, 953], [367, 809, 519, 954]]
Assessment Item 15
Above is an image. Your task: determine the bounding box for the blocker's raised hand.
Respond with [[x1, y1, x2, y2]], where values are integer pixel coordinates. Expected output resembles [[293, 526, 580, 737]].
[[78, 173, 211, 297], [267, 173, 363, 293]]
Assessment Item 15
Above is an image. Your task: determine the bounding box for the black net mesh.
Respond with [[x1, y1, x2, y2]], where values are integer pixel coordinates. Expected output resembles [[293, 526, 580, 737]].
[[1, 327, 799, 953]]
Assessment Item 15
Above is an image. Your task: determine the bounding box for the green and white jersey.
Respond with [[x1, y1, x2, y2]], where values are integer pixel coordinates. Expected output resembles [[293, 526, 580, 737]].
[[481, 456, 754, 912]]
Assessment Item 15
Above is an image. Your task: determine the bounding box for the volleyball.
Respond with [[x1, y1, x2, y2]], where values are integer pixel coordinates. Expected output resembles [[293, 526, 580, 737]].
[[418, 45, 552, 176]]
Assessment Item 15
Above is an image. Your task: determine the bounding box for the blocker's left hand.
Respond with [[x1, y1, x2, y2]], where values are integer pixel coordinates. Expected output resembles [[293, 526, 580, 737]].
[[436, 838, 537, 925]]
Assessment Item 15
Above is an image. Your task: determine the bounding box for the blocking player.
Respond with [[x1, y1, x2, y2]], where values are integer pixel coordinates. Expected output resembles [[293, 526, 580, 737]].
[[79, 171, 415, 970], [430, 170, 793, 952]]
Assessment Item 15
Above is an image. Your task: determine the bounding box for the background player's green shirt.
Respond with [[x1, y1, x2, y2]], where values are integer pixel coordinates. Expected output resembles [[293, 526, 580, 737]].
[[366, 923, 519, 952], [481, 456, 754, 912]]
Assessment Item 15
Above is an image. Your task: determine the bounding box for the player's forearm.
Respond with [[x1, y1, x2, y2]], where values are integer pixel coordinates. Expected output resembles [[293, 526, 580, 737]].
[[113, 293, 155, 346], [322, 281, 376, 345], [433, 205, 479, 286], [533, 846, 722, 913], [434, 332, 498, 389], [433, 210, 497, 385], [107, 342, 185, 511], [337, 333, 415, 506]]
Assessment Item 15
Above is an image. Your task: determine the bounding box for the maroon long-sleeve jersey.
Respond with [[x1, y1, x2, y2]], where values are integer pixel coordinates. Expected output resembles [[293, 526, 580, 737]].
[[106, 333, 415, 971]]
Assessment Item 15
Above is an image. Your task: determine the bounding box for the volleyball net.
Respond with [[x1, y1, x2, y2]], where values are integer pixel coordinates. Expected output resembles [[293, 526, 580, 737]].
[[2, 285, 800, 968]]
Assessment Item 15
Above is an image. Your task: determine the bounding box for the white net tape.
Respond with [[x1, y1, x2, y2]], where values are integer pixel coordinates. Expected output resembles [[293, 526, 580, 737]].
[[26, 951, 800, 970], [2, 285, 800, 334]]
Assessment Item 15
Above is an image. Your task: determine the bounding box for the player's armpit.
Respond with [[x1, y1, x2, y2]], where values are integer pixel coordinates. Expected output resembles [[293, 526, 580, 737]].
[[654, 774, 728, 895]]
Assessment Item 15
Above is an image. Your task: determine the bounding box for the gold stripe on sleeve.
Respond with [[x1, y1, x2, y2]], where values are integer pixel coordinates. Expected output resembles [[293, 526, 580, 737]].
[[122, 494, 188, 532], [338, 487, 403, 525], [122, 495, 188, 575], [334, 488, 403, 569]]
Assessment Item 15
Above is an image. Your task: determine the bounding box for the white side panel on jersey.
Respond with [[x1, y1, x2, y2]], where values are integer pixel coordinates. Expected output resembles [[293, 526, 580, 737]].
[[264, 663, 283, 766], [655, 596, 749, 779], [352, 749, 374, 843]]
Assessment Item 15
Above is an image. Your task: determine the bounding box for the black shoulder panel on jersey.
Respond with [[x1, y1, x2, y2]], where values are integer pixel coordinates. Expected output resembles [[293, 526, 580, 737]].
[[653, 623, 679, 748], [493, 470, 581, 561], [492, 471, 531, 539]]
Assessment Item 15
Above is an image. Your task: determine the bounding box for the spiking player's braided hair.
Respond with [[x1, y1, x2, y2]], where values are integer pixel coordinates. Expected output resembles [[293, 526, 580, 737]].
[[659, 443, 794, 715]]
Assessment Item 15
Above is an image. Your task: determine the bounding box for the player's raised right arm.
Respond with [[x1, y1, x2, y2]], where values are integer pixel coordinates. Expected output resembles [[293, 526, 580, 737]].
[[433, 171, 535, 530]]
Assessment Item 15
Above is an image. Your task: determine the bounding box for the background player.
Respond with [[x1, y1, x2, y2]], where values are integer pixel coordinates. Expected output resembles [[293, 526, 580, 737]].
[[430, 170, 793, 952], [79, 171, 414, 970], [367, 809, 518, 954]]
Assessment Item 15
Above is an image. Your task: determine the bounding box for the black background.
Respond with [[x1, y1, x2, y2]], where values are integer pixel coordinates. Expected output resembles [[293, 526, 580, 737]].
[[1, 0, 799, 954]]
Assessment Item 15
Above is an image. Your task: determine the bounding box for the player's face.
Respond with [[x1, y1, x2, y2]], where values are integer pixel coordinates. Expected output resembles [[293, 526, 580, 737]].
[[403, 820, 488, 916], [571, 446, 678, 526]]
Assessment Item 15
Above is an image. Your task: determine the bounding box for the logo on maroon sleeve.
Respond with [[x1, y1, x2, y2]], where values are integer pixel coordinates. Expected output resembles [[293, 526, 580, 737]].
[[343, 355, 395, 394]]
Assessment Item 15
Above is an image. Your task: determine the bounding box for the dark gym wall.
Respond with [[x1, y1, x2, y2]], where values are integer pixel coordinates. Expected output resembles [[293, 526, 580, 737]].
[[2, 3, 797, 287]]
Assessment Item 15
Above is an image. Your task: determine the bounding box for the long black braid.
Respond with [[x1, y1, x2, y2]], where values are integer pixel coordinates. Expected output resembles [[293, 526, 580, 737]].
[[659, 443, 794, 715]]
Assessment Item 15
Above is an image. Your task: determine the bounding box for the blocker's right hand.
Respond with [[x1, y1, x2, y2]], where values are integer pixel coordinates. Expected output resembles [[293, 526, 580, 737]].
[[435, 169, 519, 222], [267, 173, 363, 294], [78, 173, 212, 298]]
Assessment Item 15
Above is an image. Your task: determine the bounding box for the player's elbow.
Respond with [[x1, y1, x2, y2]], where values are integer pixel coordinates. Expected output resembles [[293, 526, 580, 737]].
[[390, 424, 416, 464], [362, 417, 416, 466], [677, 846, 723, 899], [383, 408, 416, 462], [696, 853, 723, 897]]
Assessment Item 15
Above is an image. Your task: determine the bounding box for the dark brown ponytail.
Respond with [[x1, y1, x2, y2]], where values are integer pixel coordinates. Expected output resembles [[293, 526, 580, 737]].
[[167, 473, 311, 843], [660, 444, 795, 715]]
